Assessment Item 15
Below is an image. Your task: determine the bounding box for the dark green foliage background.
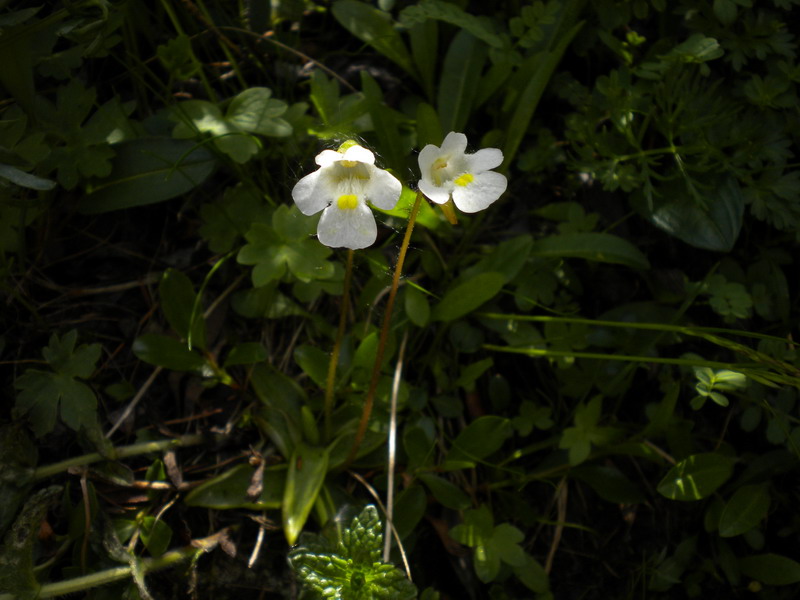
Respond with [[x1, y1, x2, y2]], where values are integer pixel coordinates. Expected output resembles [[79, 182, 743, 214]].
[[1, 0, 800, 599]]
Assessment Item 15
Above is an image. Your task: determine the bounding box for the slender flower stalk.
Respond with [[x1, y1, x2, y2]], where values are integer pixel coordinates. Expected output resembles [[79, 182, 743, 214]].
[[345, 192, 423, 465], [324, 249, 354, 440]]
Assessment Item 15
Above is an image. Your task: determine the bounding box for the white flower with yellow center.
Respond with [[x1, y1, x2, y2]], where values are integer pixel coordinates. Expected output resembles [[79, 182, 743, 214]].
[[292, 143, 402, 249], [418, 132, 507, 213]]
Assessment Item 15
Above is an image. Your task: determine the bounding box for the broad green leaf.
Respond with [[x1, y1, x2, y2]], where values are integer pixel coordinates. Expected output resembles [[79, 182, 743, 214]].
[[739, 554, 800, 585], [718, 484, 770, 537], [360, 71, 405, 173], [184, 463, 285, 509], [78, 138, 216, 214], [226, 87, 291, 137], [657, 453, 736, 501], [415, 101, 442, 149], [571, 465, 646, 504], [294, 344, 330, 388], [332, 0, 417, 79], [503, 21, 583, 167], [639, 176, 743, 252], [419, 473, 470, 509], [159, 268, 207, 349], [392, 484, 427, 540], [132, 333, 206, 371], [446, 416, 513, 466], [404, 285, 430, 327], [139, 516, 172, 557], [224, 342, 268, 367], [409, 20, 438, 100], [530, 232, 649, 270], [514, 554, 550, 593], [432, 272, 505, 322], [283, 442, 329, 545], [437, 30, 487, 134]]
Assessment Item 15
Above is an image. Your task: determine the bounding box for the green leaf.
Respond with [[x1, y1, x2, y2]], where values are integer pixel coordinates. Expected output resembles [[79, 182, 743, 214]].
[[139, 516, 172, 557], [432, 272, 505, 322], [78, 138, 216, 214], [419, 473, 470, 510], [437, 30, 487, 134], [332, 0, 417, 79], [159, 269, 207, 349], [289, 505, 417, 600], [571, 465, 646, 504], [739, 554, 800, 586], [530, 232, 649, 270], [400, 0, 503, 49], [657, 453, 736, 501], [184, 463, 285, 510], [718, 484, 770, 537], [132, 333, 206, 371], [404, 285, 430, 327], [226, 87, 291, 137], [283, 442, 329, 545], [446, 416, 513, 466], [360, 71, 405, 174], [639, 176, 744, 252], [503, 21, 583, 167], [224, 342, 268, 367], [294, 344, 330, 389], [0, 426, 38, 537]]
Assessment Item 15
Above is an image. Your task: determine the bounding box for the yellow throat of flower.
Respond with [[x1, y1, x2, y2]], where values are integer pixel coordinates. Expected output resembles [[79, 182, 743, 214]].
[[454, 173, 474, 187], [337, 194, 359, 210]]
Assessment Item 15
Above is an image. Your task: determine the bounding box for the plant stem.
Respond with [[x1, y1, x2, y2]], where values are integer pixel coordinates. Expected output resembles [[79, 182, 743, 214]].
[[0, 545, 199, 600], [33, 433, 208, 481], [345, 193, 423, 465], [324, 249, 354, 441]]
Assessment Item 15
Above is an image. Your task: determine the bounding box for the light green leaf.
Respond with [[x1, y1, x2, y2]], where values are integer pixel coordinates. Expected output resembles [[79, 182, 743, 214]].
[[404, 285, 430, 327], [657, 453, 736, 501], [530, 232, 649, 269], [283, 443, 330, 545]]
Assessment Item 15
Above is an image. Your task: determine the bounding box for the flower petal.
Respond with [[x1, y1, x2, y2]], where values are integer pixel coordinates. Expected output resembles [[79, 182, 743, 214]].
[[419, 178, 451, 205], [440, 131, 468, 155], [292, 170, 329, 215], [467, 147, 503, 172], [315, 149, 342, 168], [418, 143, 442, 178], [341, 144, 375, 165], [317, 201, 377, 249], [365, 167, 402, 210], [451, 171, 507, 213]]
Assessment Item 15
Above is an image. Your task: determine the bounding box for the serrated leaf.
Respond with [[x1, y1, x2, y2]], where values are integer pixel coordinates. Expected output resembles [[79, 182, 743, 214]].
[[226, 87, 291, 137], [446, 416, 512, 465]]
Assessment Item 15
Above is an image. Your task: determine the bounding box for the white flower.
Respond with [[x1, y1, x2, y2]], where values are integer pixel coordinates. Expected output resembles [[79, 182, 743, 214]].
[[418, 132, 507, 213], [292, 143, 402, 249]]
